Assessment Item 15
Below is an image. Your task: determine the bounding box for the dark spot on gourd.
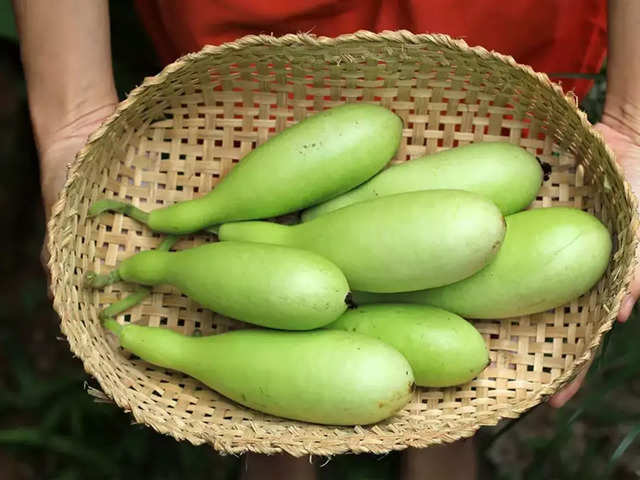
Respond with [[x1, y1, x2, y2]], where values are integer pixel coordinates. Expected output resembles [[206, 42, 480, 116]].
[[345, 292, 357, 309], [408, 381, 416, 393], [378, 401, 386, 408]]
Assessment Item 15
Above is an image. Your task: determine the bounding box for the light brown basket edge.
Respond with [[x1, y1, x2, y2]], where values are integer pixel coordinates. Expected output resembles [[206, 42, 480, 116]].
[[46, 30, 640, 455]]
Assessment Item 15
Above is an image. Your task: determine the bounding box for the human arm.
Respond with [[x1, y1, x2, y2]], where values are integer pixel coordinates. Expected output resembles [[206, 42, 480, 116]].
[[12, 0, 118, 218], [588, 0, 640, 323], [550, 0, 640, 408]]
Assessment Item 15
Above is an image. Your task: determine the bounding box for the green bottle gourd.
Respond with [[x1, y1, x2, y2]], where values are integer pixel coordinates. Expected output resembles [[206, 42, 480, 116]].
[[86, 241, 351, 330], [217, 189, 506, 293], [352, 208, 612, 318], [326, 304, 489, 387], [89, 104, 403, 234], [105, 321, 415, 425], [302, 142, 544, 221]]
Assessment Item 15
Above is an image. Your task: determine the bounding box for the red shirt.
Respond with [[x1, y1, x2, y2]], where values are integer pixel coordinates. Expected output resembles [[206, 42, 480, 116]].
[[135, 0, 606, 100]]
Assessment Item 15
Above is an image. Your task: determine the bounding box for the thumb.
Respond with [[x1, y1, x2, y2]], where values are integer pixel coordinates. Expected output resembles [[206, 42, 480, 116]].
[[549, 363, 590, 408]]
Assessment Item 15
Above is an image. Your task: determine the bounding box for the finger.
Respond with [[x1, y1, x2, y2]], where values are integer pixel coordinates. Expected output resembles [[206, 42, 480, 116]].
[[40, 232, 54, 301], [618, 276, 640, 323], [548, 365, 589, 409], [618, 295, 636, 323]]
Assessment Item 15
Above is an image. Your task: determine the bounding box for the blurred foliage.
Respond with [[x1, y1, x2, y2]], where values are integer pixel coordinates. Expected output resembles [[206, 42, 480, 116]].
[[0, 0, 17, 41], [478, 310, 640, 480], [1, 3, 637, 480], [579, 67, 607, 126]]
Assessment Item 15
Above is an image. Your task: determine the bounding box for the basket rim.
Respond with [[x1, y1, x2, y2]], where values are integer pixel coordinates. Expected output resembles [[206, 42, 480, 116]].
[[46, 30, 640, 455]]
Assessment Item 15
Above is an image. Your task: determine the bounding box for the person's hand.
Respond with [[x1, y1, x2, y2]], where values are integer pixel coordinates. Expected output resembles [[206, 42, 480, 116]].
[[549, 120, 640, 408], [39, 104, 116, 218], [594, 122, 640, 321], [39, 103, 117, 286]]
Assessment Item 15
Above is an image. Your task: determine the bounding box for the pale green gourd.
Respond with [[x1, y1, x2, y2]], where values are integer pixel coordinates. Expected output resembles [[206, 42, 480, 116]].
[[326, 304, 489, 387], [303, 142, 544, 221], [86, 241, 350, 330], [352, 208, 612, 318], [217, 190, 506, 293], [105, 322, 415, 425], [89, 104, 402, 234]]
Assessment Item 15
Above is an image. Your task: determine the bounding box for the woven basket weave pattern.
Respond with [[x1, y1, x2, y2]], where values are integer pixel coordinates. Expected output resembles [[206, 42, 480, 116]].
[[48, 31, 638, 456]]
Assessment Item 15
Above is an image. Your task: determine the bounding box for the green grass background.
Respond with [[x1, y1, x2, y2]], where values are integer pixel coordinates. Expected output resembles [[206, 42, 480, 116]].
[[1, 3, 639, 479]]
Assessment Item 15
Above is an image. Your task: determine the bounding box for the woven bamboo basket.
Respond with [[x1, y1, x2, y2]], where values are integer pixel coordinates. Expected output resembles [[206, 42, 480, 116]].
[[48, 30, 638, 456]]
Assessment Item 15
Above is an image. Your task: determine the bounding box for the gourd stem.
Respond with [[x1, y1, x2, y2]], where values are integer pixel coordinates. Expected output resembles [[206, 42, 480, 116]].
[[97, 234, 180, 320], [158, 234, 180, 251], [84, 270, 121, 288], [88, 199, 150, 225], [99, 287, 151, 321]]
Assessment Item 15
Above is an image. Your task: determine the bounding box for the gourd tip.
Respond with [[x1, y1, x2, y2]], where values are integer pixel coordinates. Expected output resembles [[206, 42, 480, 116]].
[[345, 292, 357, 309], [84, 271, 97, 287], [87, 199, 117, 217], [84, 270, 120, 288]]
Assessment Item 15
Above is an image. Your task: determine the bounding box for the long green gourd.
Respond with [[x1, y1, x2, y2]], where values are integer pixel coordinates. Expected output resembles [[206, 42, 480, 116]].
[[326, 304, 489, 387], [89, 104, 402, 234], [302, 142, 545, 221], [352, 208, 612, 318], [104, 321, 415, 425], [217, 189, 506, 293], [86, 241, 351, 330]]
